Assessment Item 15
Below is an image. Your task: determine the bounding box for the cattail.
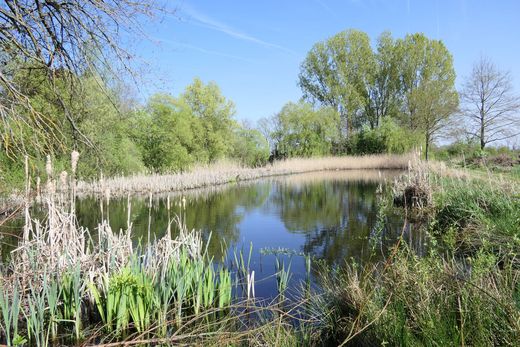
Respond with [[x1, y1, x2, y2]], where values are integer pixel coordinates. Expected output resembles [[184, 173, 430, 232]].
[[71, 150, 79, 175], [59, 171, 68, 189], [36, 176, 41, 199], [45, 155, 52, 177], [105, 188, 111, 206]]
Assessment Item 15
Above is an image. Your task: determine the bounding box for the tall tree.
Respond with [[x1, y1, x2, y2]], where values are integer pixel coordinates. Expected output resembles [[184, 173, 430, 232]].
[[298, 29, 376, 136], [397, 34, 457, 131], [181, 78, 237, 162], [364, 32, 402, 128], [396, 33, 458, 159], [460, 56, 520, 149], [411, 81, 458, 159]]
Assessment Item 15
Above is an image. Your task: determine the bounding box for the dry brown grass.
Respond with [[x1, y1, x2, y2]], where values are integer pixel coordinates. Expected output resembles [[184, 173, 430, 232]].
[[75, 154, 413, 198]]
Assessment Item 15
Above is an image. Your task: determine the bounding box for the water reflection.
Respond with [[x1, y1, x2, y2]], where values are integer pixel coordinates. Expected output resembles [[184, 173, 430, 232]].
[[1, 170, 425, 297]]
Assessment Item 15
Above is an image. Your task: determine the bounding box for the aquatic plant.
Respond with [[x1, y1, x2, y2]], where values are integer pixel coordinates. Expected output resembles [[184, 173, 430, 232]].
[[0, 283, 21, 346], [275, 256, 292, 301]]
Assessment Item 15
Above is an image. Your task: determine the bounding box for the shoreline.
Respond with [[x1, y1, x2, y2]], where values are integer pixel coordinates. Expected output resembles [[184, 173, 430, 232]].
[[75, 154, 414, 198]]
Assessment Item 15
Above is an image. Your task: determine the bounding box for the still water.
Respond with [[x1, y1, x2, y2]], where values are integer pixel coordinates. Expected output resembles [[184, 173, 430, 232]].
[[1, 170, 423, 298]]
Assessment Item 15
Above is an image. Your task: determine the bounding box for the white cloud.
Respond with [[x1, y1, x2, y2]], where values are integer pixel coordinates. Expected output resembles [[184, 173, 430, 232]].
[[181, 5, 296, 55], [156, 37, 257, 64]]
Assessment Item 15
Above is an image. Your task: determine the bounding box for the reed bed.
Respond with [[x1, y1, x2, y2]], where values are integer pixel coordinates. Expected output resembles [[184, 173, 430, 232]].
[[75, 154, 413, 198], [0, 154, 321, 346]]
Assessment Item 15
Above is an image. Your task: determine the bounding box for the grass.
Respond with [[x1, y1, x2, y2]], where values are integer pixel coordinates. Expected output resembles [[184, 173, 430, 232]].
[[305, 160, 520, 346], [312, 246, 520, 346], [0, 154, 321, 346]]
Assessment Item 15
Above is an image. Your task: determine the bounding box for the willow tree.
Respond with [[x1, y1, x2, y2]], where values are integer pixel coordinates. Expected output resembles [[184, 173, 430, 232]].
[[0, 0, 163, 157], [181, 78, 237, 162], [271, 101, 341, 157]]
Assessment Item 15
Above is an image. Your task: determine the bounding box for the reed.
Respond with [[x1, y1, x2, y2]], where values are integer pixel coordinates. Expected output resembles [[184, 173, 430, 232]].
[[73, 154, 413, 198], [0, 152, 247, 345]]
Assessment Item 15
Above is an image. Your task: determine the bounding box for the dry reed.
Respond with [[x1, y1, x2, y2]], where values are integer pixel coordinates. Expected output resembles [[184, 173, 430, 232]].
[[75, 154, 413, 198]]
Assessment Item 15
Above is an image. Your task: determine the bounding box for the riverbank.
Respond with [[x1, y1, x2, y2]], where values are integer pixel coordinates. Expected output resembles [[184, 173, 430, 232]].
[[75, 154, 414, 198], [310, 162, 520, 346]]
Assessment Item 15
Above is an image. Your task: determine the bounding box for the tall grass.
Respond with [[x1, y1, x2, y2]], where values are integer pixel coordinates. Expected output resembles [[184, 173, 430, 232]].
[[312, 245, 520, 346], [74, 154, 413, 198], [0, 153, 325, 346], [307, 161, 520, 346]]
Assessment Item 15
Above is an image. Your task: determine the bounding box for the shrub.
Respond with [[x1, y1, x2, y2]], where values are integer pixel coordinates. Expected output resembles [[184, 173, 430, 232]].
[[350, 118, 420, 155]]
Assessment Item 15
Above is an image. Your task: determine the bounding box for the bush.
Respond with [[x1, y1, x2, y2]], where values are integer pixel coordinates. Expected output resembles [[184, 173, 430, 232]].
[[0, 153, 25, 193], [349, 118, 420, 155]]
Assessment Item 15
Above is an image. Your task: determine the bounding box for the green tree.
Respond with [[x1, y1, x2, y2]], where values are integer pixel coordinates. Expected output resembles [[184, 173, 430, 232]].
[[298, 30, 458, 157], [364, 32, 402, 128], [231, 127, 270, 167], [133, 94, 198, 172], [1, 67, 145, 179], [272, 101, 340, 157], [298, 29, 376, 136], [181, 78, 237, 162], [397, 34, 458, 159]]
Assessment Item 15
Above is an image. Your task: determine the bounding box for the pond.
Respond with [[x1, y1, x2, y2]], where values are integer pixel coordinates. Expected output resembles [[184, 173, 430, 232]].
[[1, 170, 424, 298]]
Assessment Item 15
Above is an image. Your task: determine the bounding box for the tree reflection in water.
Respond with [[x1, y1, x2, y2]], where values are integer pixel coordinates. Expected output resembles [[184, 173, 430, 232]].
[[2, 170, 424, 294]]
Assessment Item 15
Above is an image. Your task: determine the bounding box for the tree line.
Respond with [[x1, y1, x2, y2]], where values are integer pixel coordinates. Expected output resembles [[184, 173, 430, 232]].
[[261, 30, 519, 160], [1, 1, 519, 189]]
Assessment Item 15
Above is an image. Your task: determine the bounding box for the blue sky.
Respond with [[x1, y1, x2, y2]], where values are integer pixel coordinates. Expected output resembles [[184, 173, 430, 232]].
[[133, 0, 520, 125]]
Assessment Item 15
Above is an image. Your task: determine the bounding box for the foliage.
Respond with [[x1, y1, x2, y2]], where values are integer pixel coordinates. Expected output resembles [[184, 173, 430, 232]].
[[132, 79, 268, 173], [181, 78, 237, 162], [348, 118, 421, 155], [298, 29, 376, 134], [397, 33, 459, 159], [0, 68, 146, 183], [132, 95, 198, 172], [270, 101, 340, 158], [231, 127, 270, 167], [0, 0, 161, 157], [298, 30, 459, 158]]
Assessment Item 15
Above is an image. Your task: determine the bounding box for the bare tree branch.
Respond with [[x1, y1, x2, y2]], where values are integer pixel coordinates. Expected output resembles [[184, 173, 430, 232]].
[[460, 56, 520, 149], [0, 0, 166, 157]]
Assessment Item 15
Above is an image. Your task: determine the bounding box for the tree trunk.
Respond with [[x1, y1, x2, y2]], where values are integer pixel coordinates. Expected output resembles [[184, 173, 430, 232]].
[[480, 107, 485, 150], [480, 121, 485, 150]]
